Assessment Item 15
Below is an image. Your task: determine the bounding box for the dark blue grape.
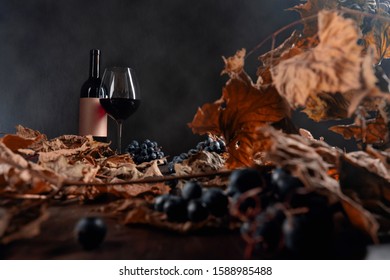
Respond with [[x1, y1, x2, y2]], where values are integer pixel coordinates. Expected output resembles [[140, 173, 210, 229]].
[[187, 199, 209, 222], [271, 168, 303, 200], [157, 151, 165, 158], [233, 193, 257, 214], [282, 209, 333, 258], [228, 168, 263, 195], [154, 194, 171, 212], [218, 140, 226, 151], [202, 188, 229, 217], [150, 152, 157, 160], [188, 149, 198, 155], [180, 153, 188, 160], [75, 217, 107, 250], [254, 212, 283, 252], [129, 140, 139, 147], [163, 196, 188, 222], [182, 181, 202, 200], [210, 141, 220, 152]]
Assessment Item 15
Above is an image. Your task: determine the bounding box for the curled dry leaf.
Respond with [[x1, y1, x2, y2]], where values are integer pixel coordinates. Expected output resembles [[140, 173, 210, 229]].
[[338, 152, 390, 238], [330, 112, 387, 145], [363, 17, 390, 62], [272, 11, 378, 120], [173, 151, 226, 176], [290, 0, 339, 36], [0, 143, 57, 195], [256, 126, 340, 190], [189, 71, 289, 168], [257, 31, 307, 85], [330, 101, 390, 146], [221, 48, 246, 78]]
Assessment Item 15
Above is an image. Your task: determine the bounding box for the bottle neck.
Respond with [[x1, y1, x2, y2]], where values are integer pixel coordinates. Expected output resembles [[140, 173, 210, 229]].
[[89, 49, 100, 79]]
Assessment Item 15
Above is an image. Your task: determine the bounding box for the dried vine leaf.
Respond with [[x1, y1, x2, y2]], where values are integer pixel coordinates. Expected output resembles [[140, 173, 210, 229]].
[[364, 19, 390, 62], [221, 48, 246, 78], [174, 151, 226, 176], [339, 152, 390, 201], [272, 11, 377, 120], [338, 152, 390, 237], [290, 0, 339, 36], [0, 135, 37, 153], [0, 204, 50, 244], [189, 71, 289, 168], [0, 145, 60, 196], [257, 31, 307, 85], [338, 194, 379, 243], [256, 126, 340, 190], [330, 113, 387, 145], [330, 101, 390, 145]]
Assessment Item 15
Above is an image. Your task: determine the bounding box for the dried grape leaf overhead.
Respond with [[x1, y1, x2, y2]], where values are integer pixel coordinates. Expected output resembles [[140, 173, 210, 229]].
[[290, 0, 339, 36], [329, 106, 389, 145], [291, 0, 390, 63], [272, 10, 378, 121], [188, 70, 289, 168]]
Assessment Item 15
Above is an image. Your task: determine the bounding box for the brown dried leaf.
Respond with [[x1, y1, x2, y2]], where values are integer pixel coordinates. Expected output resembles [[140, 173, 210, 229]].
[[189, 71, 289, 168], [290, 0, 339, 36], [15, 125, 43, 139], [330, 114, 387, 145], [256, 126, 340, 190], [257, 31, 306, 85], [364, 20, 390, 62], [339, 194, 379, 243], [338, 152, 390, 238], [330, 102, 390, 145], [106, 179, 170, 198], [0, 135, 37, 153], [174, 151, 226, 176], [221, 48, 246, 78], [1, 204, 50, 244], [40, 156, 99, 182], [339, 152, 390, 201], [272, 11, 377, 120], [0, 143, 29, 169]]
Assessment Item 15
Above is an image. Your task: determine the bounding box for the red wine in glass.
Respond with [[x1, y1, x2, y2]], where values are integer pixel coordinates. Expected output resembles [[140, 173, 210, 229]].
[[99, 98, 141, 121], [99, 67, 141, 153]]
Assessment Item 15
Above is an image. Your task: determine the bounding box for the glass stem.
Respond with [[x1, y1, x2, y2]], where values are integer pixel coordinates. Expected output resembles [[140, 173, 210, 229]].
[[116, 120, 123, 154]]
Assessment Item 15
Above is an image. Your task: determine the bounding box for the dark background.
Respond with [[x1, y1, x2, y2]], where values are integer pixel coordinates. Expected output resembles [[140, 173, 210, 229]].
[[0, 0, 383, 156]]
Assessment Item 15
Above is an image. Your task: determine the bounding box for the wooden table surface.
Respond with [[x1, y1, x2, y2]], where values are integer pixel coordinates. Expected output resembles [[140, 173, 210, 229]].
[[0, 202, 245, 260]]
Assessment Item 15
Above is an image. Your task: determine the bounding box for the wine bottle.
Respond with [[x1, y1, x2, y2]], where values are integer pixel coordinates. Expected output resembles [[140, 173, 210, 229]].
[[78, 49, 107, 141]]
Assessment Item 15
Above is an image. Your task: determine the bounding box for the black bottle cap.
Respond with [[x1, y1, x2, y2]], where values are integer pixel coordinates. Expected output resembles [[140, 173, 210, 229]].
[[90, 49, 100, 55]]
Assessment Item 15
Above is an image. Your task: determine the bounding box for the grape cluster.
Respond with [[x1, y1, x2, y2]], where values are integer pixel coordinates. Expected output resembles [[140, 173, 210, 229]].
[[229, 168, 371, 259], [154, 181, 229, 222], [126, 139, 165, 164], [167, 136, 227, 173]]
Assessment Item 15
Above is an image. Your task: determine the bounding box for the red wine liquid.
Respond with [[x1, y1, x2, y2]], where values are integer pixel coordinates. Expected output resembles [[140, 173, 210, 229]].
[[100, 98, 140, 121]]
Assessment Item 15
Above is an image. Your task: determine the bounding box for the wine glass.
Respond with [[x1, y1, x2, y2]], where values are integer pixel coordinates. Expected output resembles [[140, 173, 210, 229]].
[[99, 67, 141, 153]]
